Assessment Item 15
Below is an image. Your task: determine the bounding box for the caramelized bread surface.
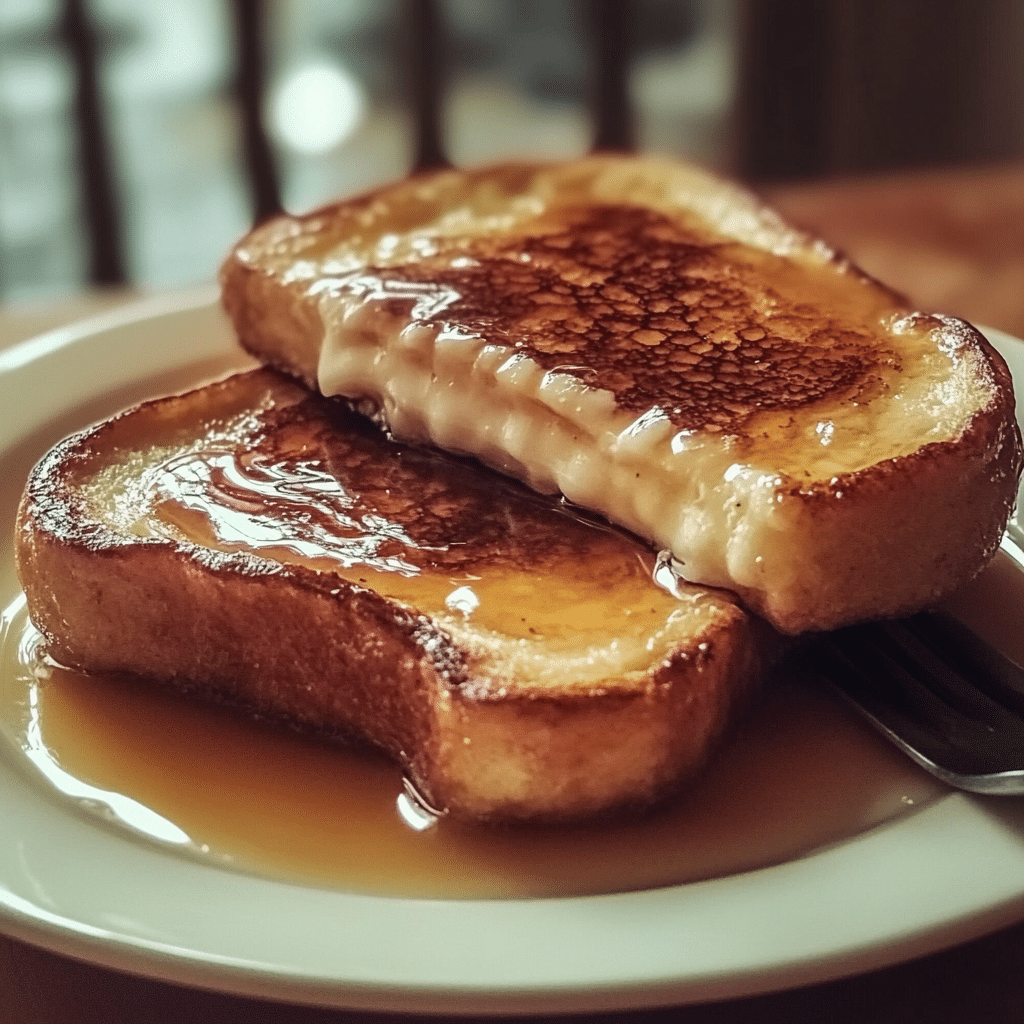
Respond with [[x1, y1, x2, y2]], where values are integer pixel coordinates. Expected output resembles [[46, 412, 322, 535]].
[[15, 370, 759, 822], [222, 156, 1022, 633]]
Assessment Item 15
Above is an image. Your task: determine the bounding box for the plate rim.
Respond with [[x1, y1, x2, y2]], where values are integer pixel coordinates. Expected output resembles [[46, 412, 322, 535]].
[[2, 293, 1024, 1016]]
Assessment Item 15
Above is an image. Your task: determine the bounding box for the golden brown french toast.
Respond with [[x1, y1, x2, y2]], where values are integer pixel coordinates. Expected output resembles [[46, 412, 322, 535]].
[[15, 369, 760, 822], [221, 156, 1022, 634]]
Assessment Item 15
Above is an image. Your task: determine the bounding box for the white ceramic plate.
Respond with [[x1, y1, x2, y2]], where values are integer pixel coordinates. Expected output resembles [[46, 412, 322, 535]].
[[2, 291, 1024, 1016]]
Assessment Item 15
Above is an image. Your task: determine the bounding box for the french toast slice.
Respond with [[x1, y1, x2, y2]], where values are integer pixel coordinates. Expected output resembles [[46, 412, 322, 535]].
[[221, 155, 1022, 634], [15, 369, 760, 822]]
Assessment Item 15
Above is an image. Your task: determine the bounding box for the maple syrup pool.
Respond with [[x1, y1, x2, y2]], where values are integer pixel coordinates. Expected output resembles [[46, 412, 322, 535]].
[[0, 595, 944, 900]]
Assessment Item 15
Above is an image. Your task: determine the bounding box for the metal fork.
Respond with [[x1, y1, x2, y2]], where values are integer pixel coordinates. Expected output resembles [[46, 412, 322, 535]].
[[796, 519, 1024, 796]]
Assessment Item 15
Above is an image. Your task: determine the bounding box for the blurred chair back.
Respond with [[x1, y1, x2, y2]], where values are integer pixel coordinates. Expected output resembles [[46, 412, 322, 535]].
[[4, 0, 1023, 298], [37, 0, 640, 294]]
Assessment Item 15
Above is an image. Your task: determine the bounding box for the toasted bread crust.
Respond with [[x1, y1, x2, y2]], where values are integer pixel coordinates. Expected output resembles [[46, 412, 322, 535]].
[[729, 314, 1021, 630], [220, 157, 1022, 633], [761, 402, 1020, 630], [16, 370, 759, 821]]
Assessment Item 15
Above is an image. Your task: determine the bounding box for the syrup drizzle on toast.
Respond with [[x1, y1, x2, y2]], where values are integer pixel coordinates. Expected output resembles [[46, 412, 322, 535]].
[[138, 383, 695, 653]]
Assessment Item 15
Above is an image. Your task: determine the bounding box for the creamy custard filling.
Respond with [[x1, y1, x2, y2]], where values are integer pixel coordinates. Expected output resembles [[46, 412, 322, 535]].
[[315, 288, 983, 594]]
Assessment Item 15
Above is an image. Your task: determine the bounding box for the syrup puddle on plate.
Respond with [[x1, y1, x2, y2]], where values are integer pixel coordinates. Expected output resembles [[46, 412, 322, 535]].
[[0, 593, 945, 900]]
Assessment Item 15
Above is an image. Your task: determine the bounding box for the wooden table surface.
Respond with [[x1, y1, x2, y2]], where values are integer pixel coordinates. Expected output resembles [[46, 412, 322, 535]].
[[2, 161, 1024, 1023]]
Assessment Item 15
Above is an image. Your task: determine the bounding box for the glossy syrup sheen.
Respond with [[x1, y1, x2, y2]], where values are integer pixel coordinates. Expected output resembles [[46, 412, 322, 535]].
[[0, 604, 946, 899], [145, 444, 680, 648]]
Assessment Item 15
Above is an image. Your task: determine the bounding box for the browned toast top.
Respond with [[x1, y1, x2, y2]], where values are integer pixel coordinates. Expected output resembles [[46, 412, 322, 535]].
[[330, 202, 904, 435]]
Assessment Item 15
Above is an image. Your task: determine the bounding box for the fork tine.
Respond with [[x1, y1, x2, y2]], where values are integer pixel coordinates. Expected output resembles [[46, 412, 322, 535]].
[[798, 613, 1024, 791], [901, 610, 1024, 717]]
